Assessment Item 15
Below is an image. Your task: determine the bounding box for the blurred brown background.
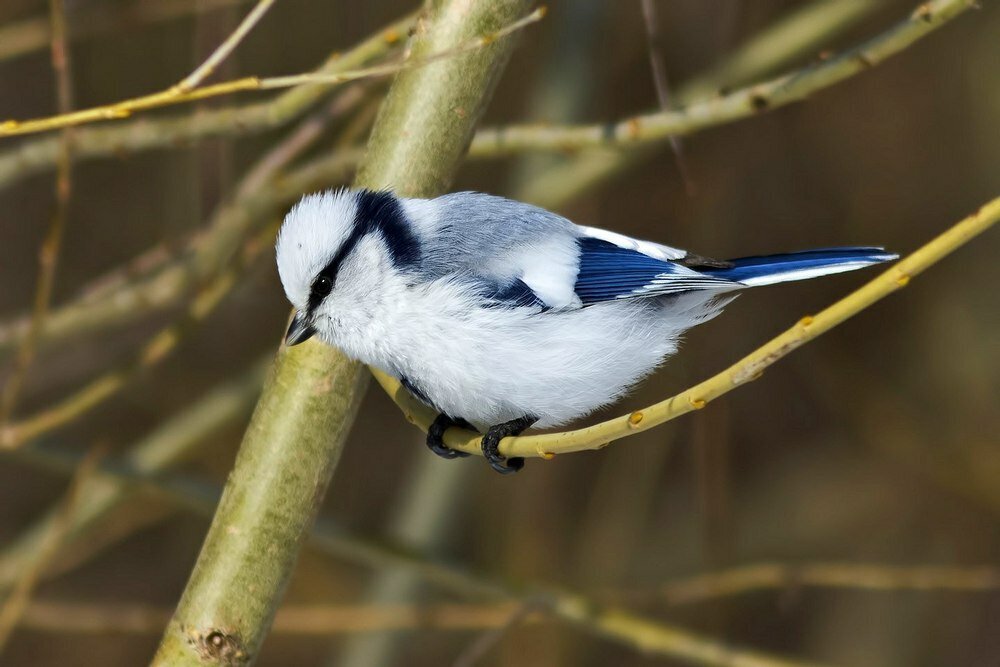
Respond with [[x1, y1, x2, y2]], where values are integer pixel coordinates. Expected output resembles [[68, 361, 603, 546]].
[[0, 0, 998, 665]]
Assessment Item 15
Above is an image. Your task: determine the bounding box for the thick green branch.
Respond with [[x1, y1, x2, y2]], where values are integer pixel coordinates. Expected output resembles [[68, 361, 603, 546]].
[[148, 1, 533, 664]]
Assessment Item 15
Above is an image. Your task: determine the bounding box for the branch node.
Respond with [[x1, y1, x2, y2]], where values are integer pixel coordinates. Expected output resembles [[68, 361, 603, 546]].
[[184, 625, 250, 665]]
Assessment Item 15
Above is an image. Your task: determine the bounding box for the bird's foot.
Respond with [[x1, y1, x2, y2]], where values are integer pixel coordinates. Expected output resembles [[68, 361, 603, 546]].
[[481, 415, 537, 475], [426, 413, 471, 459]]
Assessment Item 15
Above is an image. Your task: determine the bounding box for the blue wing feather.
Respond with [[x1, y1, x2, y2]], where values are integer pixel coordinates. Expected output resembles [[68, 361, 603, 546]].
[[701, 247, 897, 285], [574, 238, 731, 305]]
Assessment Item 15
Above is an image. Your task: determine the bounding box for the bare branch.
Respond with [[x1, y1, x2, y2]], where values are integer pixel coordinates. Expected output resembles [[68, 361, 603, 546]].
[[0, 0, 77, 421], [469, 0, 975, 157], [0, 8, 544, 139]]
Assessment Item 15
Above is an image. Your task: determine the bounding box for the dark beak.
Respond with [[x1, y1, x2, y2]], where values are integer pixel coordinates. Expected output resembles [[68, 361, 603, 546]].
[[285, 312, 316, 346]]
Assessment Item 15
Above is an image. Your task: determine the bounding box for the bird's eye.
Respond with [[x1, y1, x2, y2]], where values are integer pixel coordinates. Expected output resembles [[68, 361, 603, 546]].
[[313, 275, 333, 297]]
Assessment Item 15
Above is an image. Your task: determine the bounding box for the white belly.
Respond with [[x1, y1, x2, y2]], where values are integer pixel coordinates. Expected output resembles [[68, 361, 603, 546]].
[[351, 280, 726, 429]]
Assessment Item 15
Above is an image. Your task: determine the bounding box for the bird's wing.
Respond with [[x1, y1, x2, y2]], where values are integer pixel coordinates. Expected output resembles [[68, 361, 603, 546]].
[[410, 193, 737, 310], [410, 192, 584, 309], [573, 233, 737, 306], [576, 225, 688, 261]]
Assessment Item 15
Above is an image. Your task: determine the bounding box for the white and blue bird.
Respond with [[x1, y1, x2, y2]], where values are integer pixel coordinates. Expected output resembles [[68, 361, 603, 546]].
[[276, 189, 896, 473]]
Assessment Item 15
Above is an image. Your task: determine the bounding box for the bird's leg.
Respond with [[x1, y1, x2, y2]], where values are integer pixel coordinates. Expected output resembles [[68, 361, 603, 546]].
[[426, 413, 471, 459], [481, 415, 538, 475]]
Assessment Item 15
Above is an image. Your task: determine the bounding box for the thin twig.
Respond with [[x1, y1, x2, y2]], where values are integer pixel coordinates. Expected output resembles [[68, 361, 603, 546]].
[[0, 445, 103, 654], [0, 360, 267, 593], [638, 0, 694, 195], [375, 195, 1000, 458], [451, 599, 545, 667], [176, 0, 274, 92], [0, 8, 545, 139], [0, 0, 878, 358], [0, 0, 919, 361], [0, 86, 371, 449], [0, 146, 360, 359], [0, 0, 254, 64], [468, 0, 975, 156], [148, 1, 544, 663], [0, 244, 259, 450], [10, 442, 827, 667], [0, 11, 412, 191], [15, 442, 1000, 663], [0, 0, 76, 422], [618, 562, 1000, 606], [0, 89, 368, 360], [19, 599, 536, 635]]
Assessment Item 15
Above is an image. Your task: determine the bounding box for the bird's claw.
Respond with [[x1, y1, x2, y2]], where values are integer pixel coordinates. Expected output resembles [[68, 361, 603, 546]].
[[480, 415, 537, 475], [426, 413, 470, 459]]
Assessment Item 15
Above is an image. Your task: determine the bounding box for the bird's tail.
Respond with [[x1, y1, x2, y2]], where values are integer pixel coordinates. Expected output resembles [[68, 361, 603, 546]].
[[702, 247, 898, 287]]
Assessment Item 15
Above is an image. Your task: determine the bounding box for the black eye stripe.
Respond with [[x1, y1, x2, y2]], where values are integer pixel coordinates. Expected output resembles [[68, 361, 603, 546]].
[[307, 190, 420, 313]]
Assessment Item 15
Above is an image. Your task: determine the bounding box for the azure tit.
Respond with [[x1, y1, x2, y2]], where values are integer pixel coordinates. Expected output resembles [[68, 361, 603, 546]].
[[276, 189, 896, 474]]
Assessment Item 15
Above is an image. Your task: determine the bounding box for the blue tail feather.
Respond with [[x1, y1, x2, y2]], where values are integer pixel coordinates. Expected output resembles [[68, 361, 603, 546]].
[[703, 247, 898, 286]]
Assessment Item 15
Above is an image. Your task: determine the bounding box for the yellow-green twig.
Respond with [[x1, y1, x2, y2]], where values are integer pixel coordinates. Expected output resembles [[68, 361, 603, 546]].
[[176, 0, 275, 92], [0, 8, 545, 139], [0, 12, 411, 190], [468, 0, 975, 157], [376, 196, 999, 459]]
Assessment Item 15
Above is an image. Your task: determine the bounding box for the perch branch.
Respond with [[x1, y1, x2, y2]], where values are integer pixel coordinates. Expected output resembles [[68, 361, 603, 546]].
[[375, 196, 1000, 459]]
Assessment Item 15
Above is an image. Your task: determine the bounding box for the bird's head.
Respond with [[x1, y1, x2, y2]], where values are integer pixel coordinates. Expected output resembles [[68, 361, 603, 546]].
[[275, 188, 420, 347]]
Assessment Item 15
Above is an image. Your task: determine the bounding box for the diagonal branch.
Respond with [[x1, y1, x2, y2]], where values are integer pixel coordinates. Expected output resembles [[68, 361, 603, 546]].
[[468, 0, 976, 156], [377, 195, 1000, 459], [176, 0, 275, 92]]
